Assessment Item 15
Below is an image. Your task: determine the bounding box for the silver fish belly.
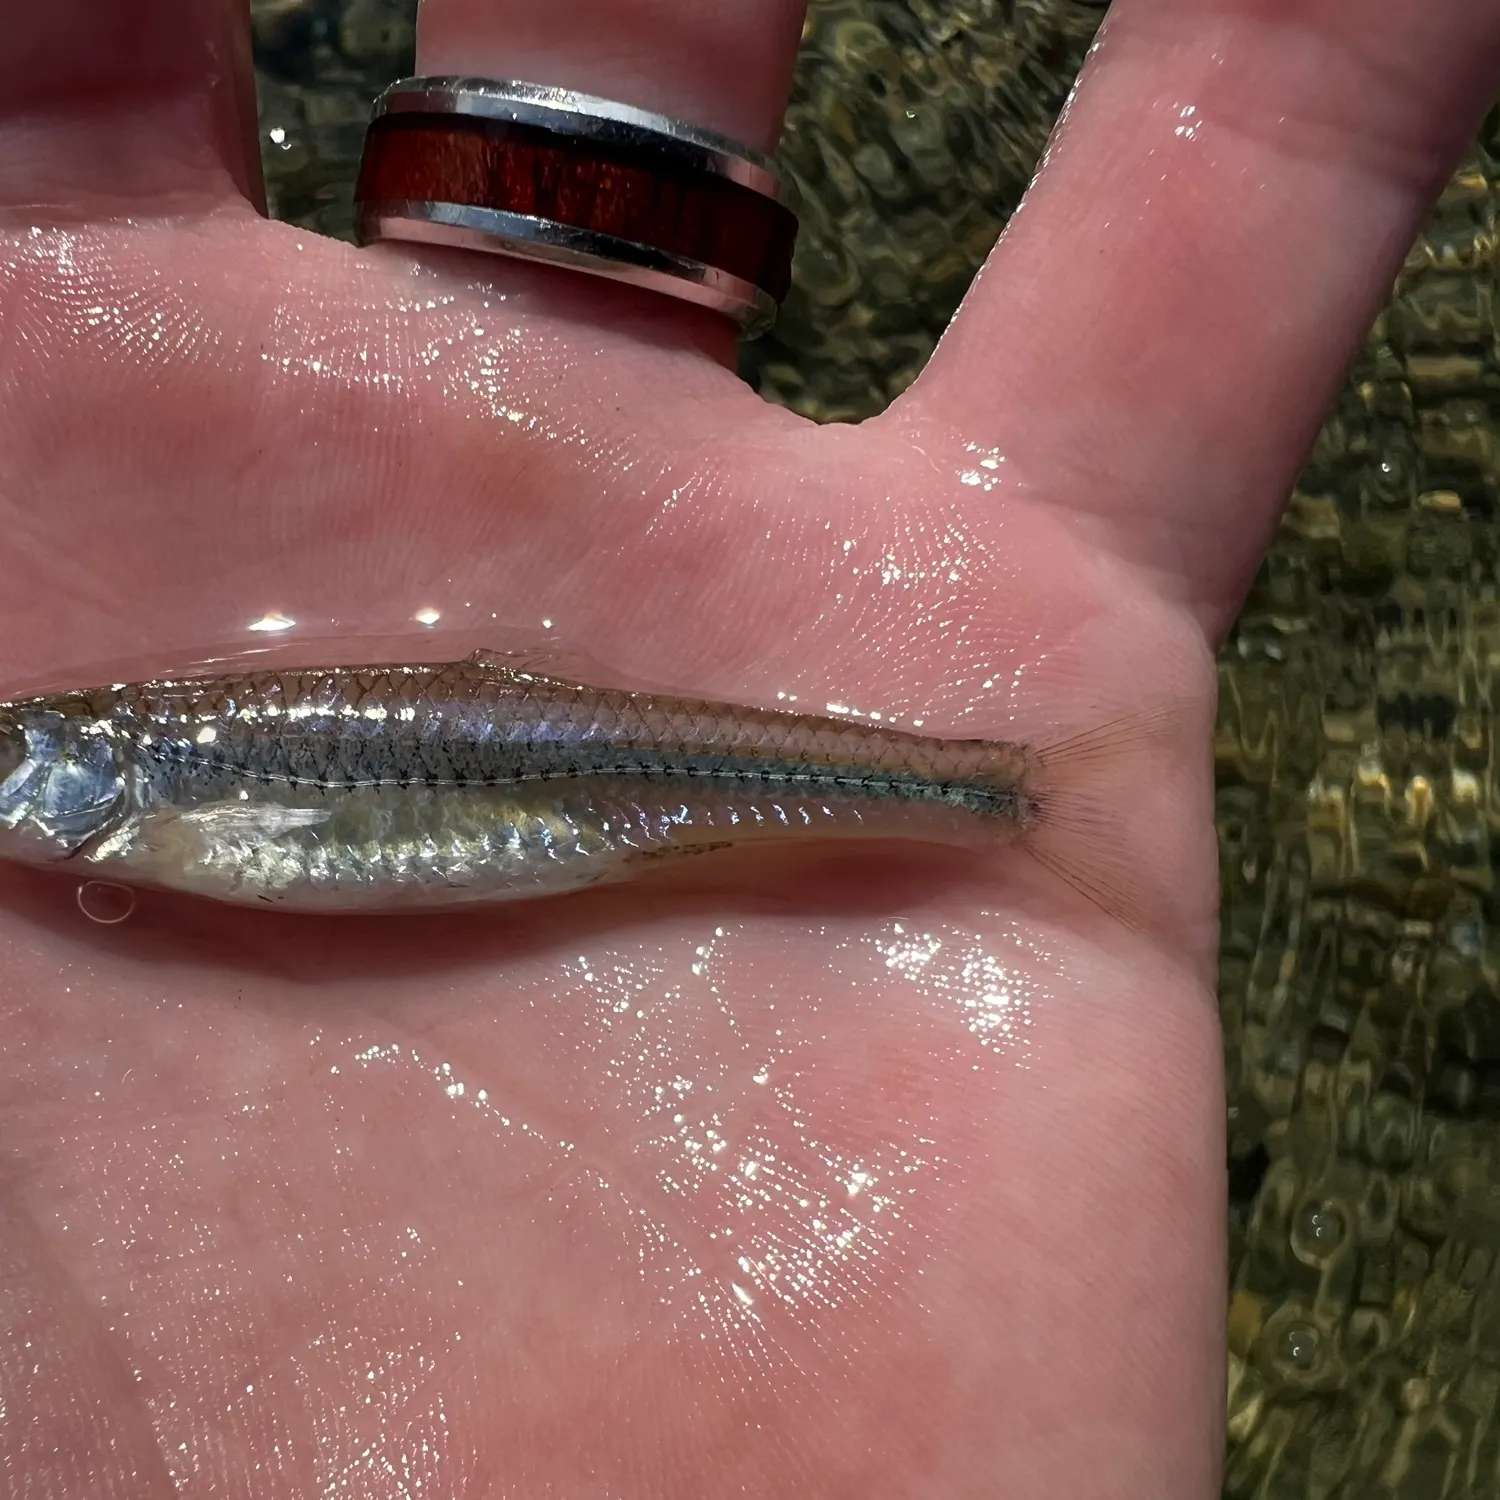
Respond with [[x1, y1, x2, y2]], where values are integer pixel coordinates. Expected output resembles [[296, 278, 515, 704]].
[[0, 656, 1039, 911]]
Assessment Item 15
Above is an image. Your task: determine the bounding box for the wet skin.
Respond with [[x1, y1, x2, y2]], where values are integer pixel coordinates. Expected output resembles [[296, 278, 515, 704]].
[[2, 2, 1499, 1496]]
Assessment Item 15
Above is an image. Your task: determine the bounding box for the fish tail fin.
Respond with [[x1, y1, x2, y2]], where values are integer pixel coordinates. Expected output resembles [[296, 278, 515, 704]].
[[1017, 698, 1204, 941]]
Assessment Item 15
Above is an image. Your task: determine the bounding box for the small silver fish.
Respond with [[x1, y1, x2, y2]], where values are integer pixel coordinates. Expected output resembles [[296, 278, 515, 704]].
[[0, 650, 1130, 915]]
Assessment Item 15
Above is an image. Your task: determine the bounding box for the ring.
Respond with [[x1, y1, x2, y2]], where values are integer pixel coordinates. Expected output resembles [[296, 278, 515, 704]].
[[354, 77, 799, 336]]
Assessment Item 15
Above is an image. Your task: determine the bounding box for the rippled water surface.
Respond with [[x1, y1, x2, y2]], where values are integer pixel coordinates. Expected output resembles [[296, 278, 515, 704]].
[[250, 2, 1500, 1493]]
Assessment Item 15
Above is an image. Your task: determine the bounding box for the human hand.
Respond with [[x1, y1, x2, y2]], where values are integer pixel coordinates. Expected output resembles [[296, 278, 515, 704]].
[[4, 3, 1497, 1496]]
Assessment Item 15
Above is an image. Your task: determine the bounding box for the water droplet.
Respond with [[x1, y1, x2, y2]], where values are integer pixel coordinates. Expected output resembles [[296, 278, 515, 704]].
[[77, 881, 136, 925]]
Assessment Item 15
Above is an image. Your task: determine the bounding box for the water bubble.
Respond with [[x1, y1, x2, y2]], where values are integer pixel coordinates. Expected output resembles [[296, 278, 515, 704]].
[[1276, 1321, 1322, 1372], [1291, 1199, 1347, 1263], [77, 881, 137, 925]]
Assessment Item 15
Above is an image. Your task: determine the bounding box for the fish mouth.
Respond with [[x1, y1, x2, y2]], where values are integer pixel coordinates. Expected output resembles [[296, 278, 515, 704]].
[[0, 716, 22, 791]]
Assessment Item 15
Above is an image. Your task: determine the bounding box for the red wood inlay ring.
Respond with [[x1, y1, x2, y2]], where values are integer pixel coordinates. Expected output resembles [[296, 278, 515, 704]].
[[354, 80, 799, 332]]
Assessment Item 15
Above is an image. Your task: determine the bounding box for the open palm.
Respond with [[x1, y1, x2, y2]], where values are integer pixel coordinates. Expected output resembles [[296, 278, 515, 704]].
[[4, 2, 1496, 1496]]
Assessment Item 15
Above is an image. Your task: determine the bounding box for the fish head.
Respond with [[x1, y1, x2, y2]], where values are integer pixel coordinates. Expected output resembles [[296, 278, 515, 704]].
[[0, 707, 126, 862]]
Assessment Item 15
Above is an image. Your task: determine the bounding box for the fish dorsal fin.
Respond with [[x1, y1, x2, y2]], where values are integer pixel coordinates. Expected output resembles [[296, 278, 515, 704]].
[[464, 646, 691, 698], [465, 646, 590, 683]]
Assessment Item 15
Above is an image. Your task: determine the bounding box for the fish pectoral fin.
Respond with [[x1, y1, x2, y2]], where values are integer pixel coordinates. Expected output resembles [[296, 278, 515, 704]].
[[81, 801, 333, 865], [175, 803, 333, 846]]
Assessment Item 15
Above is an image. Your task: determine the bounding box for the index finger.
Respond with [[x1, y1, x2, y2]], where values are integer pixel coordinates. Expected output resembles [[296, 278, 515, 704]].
[[894, 0, 1500, 637]]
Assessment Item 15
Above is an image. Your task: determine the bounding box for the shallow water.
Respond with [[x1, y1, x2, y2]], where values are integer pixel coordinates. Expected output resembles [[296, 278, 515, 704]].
[[251, 3, 1500, 1495]]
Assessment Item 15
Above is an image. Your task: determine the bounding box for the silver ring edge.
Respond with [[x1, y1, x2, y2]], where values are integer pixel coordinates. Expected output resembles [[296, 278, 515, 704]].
[[356, 200, 777, 337], [371, 76, 785, 201]]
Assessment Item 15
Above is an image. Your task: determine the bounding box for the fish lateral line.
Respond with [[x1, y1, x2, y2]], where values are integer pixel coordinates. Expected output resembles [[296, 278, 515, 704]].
[[129, 741, 1024, 811]]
